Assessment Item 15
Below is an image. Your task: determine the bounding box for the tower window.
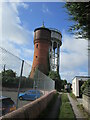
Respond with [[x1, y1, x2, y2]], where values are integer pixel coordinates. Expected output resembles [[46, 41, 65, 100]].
[[36, 44, 38, 48], [36, 56, 38, 58]]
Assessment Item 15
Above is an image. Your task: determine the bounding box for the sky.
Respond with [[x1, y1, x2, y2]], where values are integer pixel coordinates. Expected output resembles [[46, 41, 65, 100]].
[[0, 1, 88, 83]]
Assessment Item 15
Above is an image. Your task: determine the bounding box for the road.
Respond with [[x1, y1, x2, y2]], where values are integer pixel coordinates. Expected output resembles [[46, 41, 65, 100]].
[[2, 91, 32, 109], [1, 90, 50, 117]]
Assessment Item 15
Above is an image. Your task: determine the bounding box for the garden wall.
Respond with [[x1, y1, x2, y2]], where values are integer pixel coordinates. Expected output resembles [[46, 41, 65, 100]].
[[1, 90, 56, 120], [83, 94, 90, 114]]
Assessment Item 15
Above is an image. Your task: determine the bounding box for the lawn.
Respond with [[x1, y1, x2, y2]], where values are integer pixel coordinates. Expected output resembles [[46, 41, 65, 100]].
[[61, 93, 69, 102], [59, 93, 75, 119]]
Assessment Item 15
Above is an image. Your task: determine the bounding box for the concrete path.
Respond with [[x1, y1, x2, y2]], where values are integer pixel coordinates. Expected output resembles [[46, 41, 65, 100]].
[[77, 98, 83, 104], [68, 93, 87, 120], [47, 93, 61, 119]]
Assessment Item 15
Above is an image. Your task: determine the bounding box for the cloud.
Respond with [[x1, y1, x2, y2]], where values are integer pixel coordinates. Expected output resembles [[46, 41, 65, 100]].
[[0, 46, 33, 77], [23, 49, 34, 58], [60, 31, 88, 82], [42, 4, 52, 14], [0, 2, 33, 53], [1, 2, 32, 46], [0, 2, 33, 77], [30, 9, 32, 12], [2, 0, 66, 2], [60, 71, 88, 83], [20, 3, 29, 9], [1, 1, 88, 82]]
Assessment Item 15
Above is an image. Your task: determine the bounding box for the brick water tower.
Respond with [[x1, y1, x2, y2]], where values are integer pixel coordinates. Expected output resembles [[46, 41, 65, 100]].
[[30, 24, 51, 78]]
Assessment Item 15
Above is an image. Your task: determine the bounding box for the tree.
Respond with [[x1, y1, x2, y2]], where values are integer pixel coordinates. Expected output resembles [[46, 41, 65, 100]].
[[63, 79, 67, 85], [48, 71, 61, 91], [48, 71, 60, 81], [1, 69, 17, 87], [2, 69, 16, 78], [61, 79, 67, 89], [81, 79, 90, 92], [65, 2, 90, 40]]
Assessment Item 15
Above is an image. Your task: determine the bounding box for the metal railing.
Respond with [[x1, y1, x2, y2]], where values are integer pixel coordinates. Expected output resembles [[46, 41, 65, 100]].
[[0, 47, 55, 116], [49, 27, 62, 35]]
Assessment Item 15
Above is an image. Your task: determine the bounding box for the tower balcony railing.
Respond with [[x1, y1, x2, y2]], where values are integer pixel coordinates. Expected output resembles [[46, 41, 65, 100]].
[[49, 28, 62, 35]]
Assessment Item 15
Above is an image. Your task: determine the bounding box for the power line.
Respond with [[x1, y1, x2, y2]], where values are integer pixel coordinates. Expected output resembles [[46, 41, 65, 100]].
[[0, 46, 22, 61], [0, 46, 32, 68]]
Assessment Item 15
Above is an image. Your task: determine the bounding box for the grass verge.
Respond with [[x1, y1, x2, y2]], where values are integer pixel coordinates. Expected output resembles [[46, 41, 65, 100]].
[[59, 93, 75, 119], [69, 93, 77, 101], [77, 104, 90, 120], [38, 92, 59, 118]]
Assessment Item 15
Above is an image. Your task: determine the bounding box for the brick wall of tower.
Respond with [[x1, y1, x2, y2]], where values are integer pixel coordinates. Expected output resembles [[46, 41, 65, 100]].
[[30, 27, 51, 79]]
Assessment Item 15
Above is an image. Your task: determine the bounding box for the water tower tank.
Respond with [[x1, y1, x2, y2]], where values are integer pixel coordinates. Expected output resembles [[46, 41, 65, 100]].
[[49, 28, 62, 73]]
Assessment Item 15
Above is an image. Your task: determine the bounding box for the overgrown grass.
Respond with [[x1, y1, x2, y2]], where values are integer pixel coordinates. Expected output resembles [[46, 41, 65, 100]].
[[61, 93, 69, 102], [59, 93, 75, 119], [77, 104, 90, 120], [38, 92, 59, 118], [69, 93, 77, 101]]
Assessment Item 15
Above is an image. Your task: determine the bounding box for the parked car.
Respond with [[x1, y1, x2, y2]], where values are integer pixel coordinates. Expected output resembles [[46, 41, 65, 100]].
[[0, 96, 16, 116], [19, 89, 43, 100]]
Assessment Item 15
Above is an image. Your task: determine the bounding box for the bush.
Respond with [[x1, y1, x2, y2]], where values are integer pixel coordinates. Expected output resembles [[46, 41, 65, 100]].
[[48, 71, 60, 80], [81, 79, 90, 93]]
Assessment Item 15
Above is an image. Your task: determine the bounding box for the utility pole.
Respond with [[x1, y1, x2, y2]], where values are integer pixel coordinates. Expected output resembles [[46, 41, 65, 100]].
[[3, 64, 6, 78], [3, 64, 6, 73], [16, 60, 24, 109]]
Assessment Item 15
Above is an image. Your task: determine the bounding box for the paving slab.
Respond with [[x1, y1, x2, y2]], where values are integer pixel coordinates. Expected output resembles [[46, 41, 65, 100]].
[[68, 93, 87, 120], [77, 98, 83, 104]]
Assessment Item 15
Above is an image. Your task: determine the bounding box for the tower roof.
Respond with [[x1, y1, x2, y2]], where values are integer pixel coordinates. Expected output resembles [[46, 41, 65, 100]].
[[41, 21, 45, 28], [34, 25, 51, 33]]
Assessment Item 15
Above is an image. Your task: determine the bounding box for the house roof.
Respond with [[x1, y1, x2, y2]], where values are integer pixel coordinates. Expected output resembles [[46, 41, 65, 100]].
[[72, 76, 90, 81]]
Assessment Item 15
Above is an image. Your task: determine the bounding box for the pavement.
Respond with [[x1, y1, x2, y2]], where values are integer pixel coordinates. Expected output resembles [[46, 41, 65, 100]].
[[68, 93, 87, 120], [77, 98, 83, 104]]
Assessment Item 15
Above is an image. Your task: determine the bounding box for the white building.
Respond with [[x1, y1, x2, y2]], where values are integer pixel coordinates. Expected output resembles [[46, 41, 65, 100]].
[[72, 76, 90, 97]]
